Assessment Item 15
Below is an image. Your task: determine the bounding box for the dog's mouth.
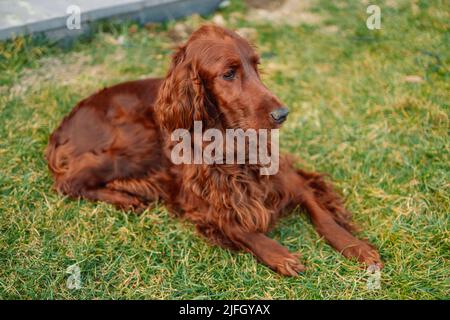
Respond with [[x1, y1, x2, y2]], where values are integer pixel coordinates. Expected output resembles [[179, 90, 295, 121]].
[[214, 106, 289, 131]]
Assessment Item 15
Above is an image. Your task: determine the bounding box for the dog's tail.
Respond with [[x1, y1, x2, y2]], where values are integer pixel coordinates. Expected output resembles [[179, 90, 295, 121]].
[[296, 169, 358, 232], [44, 129, 70, 178]]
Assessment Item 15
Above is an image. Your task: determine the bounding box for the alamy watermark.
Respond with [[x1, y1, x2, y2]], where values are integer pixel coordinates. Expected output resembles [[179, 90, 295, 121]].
[[66, 264, 81, 290], [366, 264, 381, 290], [366, 5, 381, 30], [170, 121, 280, 175], [66, 5, 81, 30]]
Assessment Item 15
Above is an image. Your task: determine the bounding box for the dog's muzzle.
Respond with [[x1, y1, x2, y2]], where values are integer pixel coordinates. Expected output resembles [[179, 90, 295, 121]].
[[270, 107, 289, 124]]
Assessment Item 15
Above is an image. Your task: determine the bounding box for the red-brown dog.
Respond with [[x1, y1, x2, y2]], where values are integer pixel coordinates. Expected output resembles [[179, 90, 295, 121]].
[[46, 25, 382, 276]]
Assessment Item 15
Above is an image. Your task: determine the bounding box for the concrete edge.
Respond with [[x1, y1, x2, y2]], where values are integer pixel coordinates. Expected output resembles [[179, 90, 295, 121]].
[[0, 0, 223, 41]]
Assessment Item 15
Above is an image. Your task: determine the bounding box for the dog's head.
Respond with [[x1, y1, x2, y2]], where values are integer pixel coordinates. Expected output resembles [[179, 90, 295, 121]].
[[156, 24, 288, 132]]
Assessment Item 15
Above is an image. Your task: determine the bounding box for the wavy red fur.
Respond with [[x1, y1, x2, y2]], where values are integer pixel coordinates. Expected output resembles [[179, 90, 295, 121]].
[[45, 25, 382, 276]]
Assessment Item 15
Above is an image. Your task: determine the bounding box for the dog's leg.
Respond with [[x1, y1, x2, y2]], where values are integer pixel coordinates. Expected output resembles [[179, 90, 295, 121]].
[[54, 152, 146, 211], [292, 169, 383, 267], [302, 192, 382, 267], [56, 174, 146, 211], [230, 231, 306, 276], [56, 176, 145, 211], [106, 172, 171, 203], [81, 187, 146, 211], [190, 215, 305, 276]]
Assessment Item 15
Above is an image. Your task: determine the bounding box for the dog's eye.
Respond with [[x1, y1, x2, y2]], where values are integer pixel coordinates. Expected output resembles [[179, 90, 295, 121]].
[[222, 69, 236, 81]]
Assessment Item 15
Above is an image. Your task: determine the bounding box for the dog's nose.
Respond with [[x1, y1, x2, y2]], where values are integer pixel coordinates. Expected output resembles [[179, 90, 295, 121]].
[[270, 107, 289, 124]]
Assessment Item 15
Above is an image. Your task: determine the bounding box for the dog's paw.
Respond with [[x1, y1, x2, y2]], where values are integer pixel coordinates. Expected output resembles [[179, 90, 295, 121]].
[[116, 198, 147, 214], [273, 252, 306, 277], [343, 241, 383, 269]]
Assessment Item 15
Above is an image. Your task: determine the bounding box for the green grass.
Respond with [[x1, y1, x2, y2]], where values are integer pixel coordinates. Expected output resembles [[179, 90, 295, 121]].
[[0, 0, 448, 299]]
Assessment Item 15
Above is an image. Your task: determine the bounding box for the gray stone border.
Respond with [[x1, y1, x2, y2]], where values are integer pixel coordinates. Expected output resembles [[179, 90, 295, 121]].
[[0, 0, 223, 41]]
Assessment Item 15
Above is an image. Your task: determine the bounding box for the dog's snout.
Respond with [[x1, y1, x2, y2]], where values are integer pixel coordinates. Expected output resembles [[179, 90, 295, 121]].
[[270, 107, 289, 124]]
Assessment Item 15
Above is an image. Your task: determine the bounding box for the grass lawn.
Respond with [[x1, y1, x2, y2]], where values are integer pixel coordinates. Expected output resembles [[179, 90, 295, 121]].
[[0, 0, 448, 299]]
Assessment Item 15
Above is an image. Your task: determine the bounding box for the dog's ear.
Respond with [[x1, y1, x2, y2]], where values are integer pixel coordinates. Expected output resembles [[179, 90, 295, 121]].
[[155, 45, 212, 132]]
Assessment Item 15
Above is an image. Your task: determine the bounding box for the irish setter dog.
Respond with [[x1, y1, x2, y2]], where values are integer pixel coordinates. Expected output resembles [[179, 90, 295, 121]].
[[45, 25, 382, 276]]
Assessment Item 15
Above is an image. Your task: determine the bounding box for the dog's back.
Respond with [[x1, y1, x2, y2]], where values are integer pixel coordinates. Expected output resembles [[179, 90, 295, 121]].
[[45, 78, 167, 203]]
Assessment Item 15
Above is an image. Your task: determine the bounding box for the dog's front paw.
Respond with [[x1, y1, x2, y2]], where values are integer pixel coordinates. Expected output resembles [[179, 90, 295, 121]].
[[272, 252, 306, 277], [343, 241, 383, 269]]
